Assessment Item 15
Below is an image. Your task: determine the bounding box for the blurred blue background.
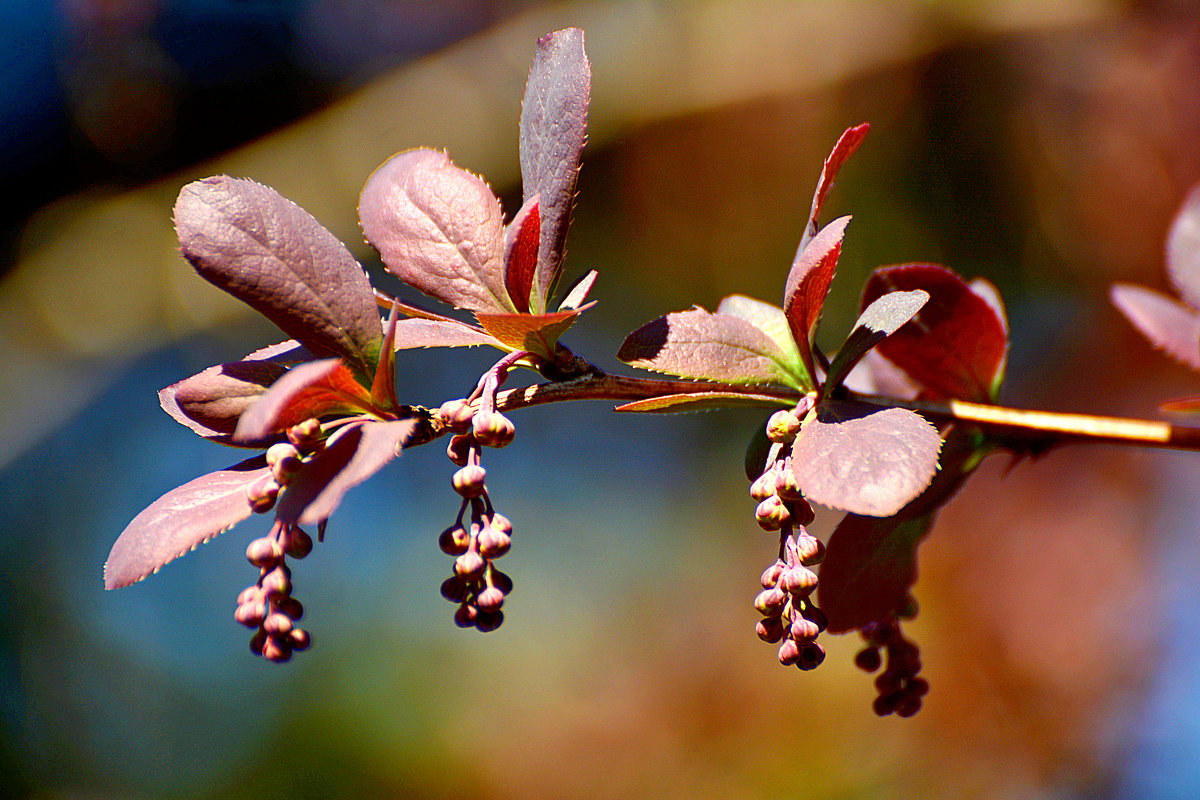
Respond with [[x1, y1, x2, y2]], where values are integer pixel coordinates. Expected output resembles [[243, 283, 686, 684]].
[[3, 1, 1200, 798]]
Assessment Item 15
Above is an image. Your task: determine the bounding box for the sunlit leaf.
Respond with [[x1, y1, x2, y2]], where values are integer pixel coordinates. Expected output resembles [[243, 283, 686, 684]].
[[559, 269, 599, 311], [105, 455, 270, 589], [359, 148, 510, 313], [276, 419, 418, 526], [791, 401, 941, 516], [504, 194, 541, 313], [1167, 182, 1200, 311], [783, 216, 850, 381], [234, 359, 373, 442], [370, 303, 401, 409], [521, 27, 590, 311], [614, 392, 789, 413], [175, 177, 382, 377], [390, 318, 503, 350], [716, 294, 809, 387], [474, 306, 584, 359], [161, 360, 287, 445], [798, 122, 869, 253], [824, 289, 929, 394], [618, 308, 801, 387], [1111, 283, 1200, 371], [863, 264, 1009, 401]]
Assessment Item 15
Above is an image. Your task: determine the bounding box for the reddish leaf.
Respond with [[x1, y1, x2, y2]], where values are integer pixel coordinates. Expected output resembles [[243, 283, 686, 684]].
[[371, 303, 401, 409], [243, 339, 313, 363], [175, 177, 382, 377], [1112, 283, 1200, 371], [716, 294, 808, 386], [359, 149, 510, 313], [390, 318, 503, 350], [783, 216, 850, 381], [799, 123, 869, 253], [105, 455, 270, 589], [235, 359, 373, 442], [504, 194, 541, 313], [276, 419, 418, 525], [818, 513, 932, 633], [824, 289, 929, 394], [791, 400, 941, 517], [474, 307, 583, 359], [862, 264, 1009, 401], [521, 27, 590, 310], [1160, 395, 1200, 413], [614, 392, 789, 413], [1167, 182, 1200, 311], [161, 360, 288, 445], [618, 308, 801, 387]]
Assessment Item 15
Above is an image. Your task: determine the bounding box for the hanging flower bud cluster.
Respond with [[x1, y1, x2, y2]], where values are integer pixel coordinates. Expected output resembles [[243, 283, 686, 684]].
[[750, 399, 829, 670], [854, 603, 928, 717], [235, 420, 324, 662], [433, 354, 524, 632]]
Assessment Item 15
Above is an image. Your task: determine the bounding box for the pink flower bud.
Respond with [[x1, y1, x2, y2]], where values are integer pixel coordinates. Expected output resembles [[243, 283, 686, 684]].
[[490, 569, 513, 594], [472, 411, 515, 448], [790, 618, 820, 642], [263, 612, 293, 637], [795, 534, 824, 566], [246, 476, 279, 514], [284, 527, 313, 559], [440, 576, 468, 603], [489, 513, 513, 535], [753, 587, 786, 616], [755, 496, 791, 531], [274, 596, 304, 620], [446, 434, 472, 467], [759, 560, 785, 589], [286, 418, 323, 450], [234, 601, 266, 628], [749, 471, 776, 502], [777, 638, 801, 666], [478, 525, 511, 559], [765, 409, 801, 443], [262, 634, 293, 663], [476, 586, 506, 612], [246, 537, 283, 568], [438, 525, 471, 556], [453, 603, 478, 628], [289, 628, 312, 651], [267, 442, 303, 484], [438, 399, 476, 432], [474, 610, 504, 633], [249, 629, 267, 657], [796, 642, 826, 671], [454, 551, 486, 581], [260, 565, 291, 598], [780, 566, 817, 597], [755, 617, 784, 644], [452, 465, 487, 498]]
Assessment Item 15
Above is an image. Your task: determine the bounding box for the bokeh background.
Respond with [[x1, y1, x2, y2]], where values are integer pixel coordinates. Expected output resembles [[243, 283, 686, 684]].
[[3, 1, 1200, 797]]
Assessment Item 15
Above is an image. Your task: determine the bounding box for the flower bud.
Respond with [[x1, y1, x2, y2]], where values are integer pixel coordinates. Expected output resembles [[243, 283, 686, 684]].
[[454, 551, 486, 581], [287, 418, 323, 450], [755, 617, 785, 644], [780, 566, 817, 597], [766, 409, 801, 443], [753, 587, 787, 616], [246, 476, 279, 514], [237, 585, 263, 606], [759, 560, 785, 589], [446, 434, 472, 467], [790, 618, 820, 642], [453, 603, 478, 628], [284, 527, 313, 559], [478, 525, 511, 559], [249, 628, 267, 657], [796, 642, 826, 671], [246, 537, 283, 568], [777, 638, 801, 666], [790, 497, 816, 527], [438, 399, 476, 432], [795, 533, 824, 566], [274, 596, 304, 620], [474, 610, 504, 633], [773, 467, 803, 502], [440, 576, 469, 603], [234, 601, 266, 628], [855, 646, 882, 673], [490, 569, 513, 595], [894, 693, 922, 718], [801, 603, 828, 632], [755, 496, 791, 531], [472, 411, 515, 448], [262, 612, 293, 637], [476, 586, 506, 612], [267, 442, 303, 484], [749, 471, 776, 502], [438, 524, 471, 556], [489, 513, 513, 535], [260, 565, 291, 598], [261, 634, 293, 663], [452, 465, 487, 498], [289, 628, 312, 651]]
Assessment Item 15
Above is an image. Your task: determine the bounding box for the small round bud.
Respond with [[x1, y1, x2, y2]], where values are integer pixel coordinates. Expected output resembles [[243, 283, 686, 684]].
[[472, 411, 515, 448], [237, 586, 263, 606], [454, 551, 486, 581], [440, 576, 468, 603], [287, 418, 323, 450], [234, 602, 266, 628], [284, 527, 313, 559], [897, 594, 919, 620], [777, 638, 801, 666], [773, 468, 803, 502], [796, 642, 826, 671], [246, 476, 279, 514], [780, 566, 817, 597], [790, 618, 820, 642], [438, 399, 476, 432], [438, 525, 471, 556], [749, 471, 776, 502], [873, 693, 899, 717], [289, 628, 312, 651], [246, 537, 283, 568], [795, 533, 824, 566], [267, 443, 303, 484], [453, 603, 478, 628], [490, 569, 513, 595], [802, 604, 828, 633], [755, 617, 785, 644], [451, 465, 487, 498], [755, 496, 791, 531], [260, 565, 291, 598], [855, 646, 883, 673], [274, 595, 304, 620], [894, 694, 922, 718], [489, 513, 513, 535], [766, 409, 802, 443], [478, 525, 511, 559], [262, 634, 293, 663], [790, 497, 816, 527], [874, 670, 903, 696], [753, 587, 787, 616], [476, 586, 506, 612], [446, 434, 472, 467], [262, 612, 293, 637], [249, 629, 267, 657], [474, 610, 504, 633], [760, 560, 785, 589], [909, 677, 930, 698]]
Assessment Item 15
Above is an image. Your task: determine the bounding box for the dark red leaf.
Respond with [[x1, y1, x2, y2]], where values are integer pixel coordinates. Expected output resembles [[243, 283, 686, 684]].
[[275, 419, 418, 525], [504, 194, 541, 313], [862, 264, 1009, 401], [174, 177, 382, 377], [799, 123, 869, 253], [824, 289, 929, 394], [791, 400, 941, 517], [161, 360, 288, 445], [520, 27, 590, 310], [474, 307, 584, 360], [1167, 182, 1200, 311], [1112, 283, 1200, 371], [783, 216, 850, 381], [618, 308, 800, 387], [234, 359, 373, 442], [105, 455, 270, 589], [359, 149, 510, 313]]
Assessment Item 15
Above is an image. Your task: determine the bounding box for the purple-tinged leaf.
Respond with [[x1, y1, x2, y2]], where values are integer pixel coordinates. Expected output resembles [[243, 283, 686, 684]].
[[559, 269, 598, 311], [1167, 183, 1200, 311], [243, 339, 314, 364], [824, 289, 929, 394], [863, 264, 1009, 401], [235, 359, 373, 442], [276, 419, 418, 525], [475, 307, 584, 359], [843, 349, 921, 400], [371, 303, 401, 409], [521, 27, 590, 310], [105, 455, 270, 589], [783, 216, 850, 381], [175, 177, 382, 377], [1111, 282, 1200, 371], [716, 294, 808, 386], [618, 308, 801, 387], [615, 392, 790, 413], [818, 512, 932, 633], [792, 401, 941, 517], [504, 194, 541, 313], [798, 123, 869, 254], [359, 149, 510, 313], [391, 318, 503, 350], [161, 360, 288, 445]]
